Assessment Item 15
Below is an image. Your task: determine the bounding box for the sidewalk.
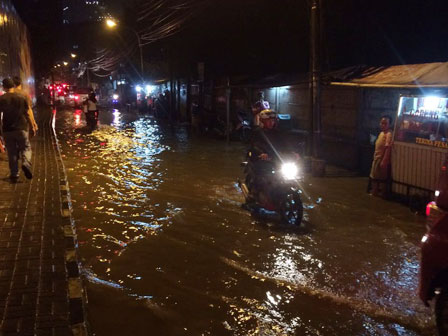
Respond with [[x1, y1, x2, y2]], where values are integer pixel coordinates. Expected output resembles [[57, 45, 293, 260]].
[[0, 107, 87, 335]]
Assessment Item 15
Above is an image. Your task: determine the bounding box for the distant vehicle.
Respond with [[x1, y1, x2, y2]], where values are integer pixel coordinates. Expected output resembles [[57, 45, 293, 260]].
[[49, 83, 70, 104], [109, 93, 120, 107], [419, 154, 448, 335], [66, 87, 91, 108]]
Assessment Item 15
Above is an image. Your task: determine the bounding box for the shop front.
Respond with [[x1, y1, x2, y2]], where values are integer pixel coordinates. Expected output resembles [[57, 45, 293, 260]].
[[392, 95, 448, 199]]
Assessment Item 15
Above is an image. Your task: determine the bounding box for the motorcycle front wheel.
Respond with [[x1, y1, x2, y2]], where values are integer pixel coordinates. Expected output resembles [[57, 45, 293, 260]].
[[280, 192, 303, 225]]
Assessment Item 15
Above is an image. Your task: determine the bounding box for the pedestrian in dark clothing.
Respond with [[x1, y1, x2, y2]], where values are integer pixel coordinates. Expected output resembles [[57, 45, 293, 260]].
[[0, 78, 38, 182], [155, 93, 168, 119]]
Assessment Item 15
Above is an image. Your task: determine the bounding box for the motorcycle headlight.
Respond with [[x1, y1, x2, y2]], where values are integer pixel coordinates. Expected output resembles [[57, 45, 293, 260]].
[[281, 162, 299, 180]]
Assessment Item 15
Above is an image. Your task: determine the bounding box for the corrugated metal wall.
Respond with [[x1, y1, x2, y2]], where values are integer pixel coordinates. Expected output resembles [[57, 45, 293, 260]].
[[392, 142, 446, 194]]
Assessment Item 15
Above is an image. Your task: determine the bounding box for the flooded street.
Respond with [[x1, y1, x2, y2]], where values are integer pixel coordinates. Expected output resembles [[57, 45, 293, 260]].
[[56, 107, 435, 335]]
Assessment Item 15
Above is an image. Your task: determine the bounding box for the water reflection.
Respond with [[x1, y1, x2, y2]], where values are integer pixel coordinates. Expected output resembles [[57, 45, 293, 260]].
[[112, 109, 121, 126], [58, 109, 175, 277], [74, 110, 82, 126]]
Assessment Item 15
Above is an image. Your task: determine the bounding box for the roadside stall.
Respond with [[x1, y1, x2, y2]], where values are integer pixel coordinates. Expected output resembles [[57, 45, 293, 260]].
[[392, 95, 448, 199]]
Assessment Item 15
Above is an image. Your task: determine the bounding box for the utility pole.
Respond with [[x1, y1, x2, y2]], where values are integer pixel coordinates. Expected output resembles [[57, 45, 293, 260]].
[[51, 70, 56, 107], [310, 0, 321, 158], [226, 77, 231, 144]]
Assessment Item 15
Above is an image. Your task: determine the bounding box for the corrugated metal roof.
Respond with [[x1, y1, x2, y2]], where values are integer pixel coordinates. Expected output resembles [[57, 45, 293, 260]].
[[329, 62, 448, 88], [227, 73, 309, 88]]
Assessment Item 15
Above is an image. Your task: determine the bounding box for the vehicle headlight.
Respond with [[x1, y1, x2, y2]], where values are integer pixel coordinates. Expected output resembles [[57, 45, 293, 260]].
[[113, 94, 119, 100], [281, 162, 299, 180]]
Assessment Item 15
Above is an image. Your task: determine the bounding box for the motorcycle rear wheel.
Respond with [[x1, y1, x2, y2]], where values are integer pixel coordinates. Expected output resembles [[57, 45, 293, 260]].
[[281, 192, 303, 225]]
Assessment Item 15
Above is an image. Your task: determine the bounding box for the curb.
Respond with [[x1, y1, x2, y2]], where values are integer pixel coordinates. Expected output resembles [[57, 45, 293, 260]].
[[49, 109, 90, 336]]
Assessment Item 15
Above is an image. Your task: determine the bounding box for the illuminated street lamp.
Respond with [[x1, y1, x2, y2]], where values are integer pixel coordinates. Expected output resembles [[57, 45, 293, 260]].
[[105, 18, 144, 78], [106, 18, 117, 28], [71, 53, 77, 58], [63, 61, 68, 66]]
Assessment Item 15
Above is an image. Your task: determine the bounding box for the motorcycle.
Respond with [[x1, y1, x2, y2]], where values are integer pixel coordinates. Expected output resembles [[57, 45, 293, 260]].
[[111, 93, 120, 107], [234, 110, 252, 143], [207, 111, 252, 142], [239, 152, 304, 225]]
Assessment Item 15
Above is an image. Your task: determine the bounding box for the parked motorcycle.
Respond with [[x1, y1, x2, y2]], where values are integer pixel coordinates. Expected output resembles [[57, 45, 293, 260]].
[[207, 111, 252, 142], [234, 110, 252, 143], [239, 153, 304, 225]]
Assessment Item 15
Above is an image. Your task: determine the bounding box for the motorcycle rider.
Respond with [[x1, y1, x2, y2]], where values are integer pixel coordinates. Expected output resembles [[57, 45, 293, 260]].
[[251, 91, 270, 127], [83, 91, 99, 130], [246, 110, 299, 203]]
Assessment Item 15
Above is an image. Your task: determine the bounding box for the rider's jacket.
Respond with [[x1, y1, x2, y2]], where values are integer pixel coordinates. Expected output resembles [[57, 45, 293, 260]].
[[249, 127, 293, 162]]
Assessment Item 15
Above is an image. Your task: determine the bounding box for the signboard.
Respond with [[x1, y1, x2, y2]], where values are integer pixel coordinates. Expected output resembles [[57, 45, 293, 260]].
[[416, 137, 448, 149]]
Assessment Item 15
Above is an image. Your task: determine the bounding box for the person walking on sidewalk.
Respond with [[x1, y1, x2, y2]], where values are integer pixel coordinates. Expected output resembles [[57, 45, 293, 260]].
[[0, 78, 38, 182]]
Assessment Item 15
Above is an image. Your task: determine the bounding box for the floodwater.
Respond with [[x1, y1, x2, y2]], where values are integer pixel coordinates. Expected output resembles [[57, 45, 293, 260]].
[[56, 107, 435, 335]]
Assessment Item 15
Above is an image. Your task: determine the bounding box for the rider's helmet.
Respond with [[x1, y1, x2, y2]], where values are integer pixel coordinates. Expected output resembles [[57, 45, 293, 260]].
[[259, 109, 277, 129]]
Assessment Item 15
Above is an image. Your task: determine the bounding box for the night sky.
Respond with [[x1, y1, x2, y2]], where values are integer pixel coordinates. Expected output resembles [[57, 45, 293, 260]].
[[12, 0, 62, 77], [11, 0, 448, 77]]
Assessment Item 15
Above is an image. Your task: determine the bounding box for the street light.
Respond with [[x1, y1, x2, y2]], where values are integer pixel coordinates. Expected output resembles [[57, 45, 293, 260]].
[[63, 61, 68, 66], [105, 18, 144, 78], [106, 18, 117, 28], [71, 53, 77, 58]]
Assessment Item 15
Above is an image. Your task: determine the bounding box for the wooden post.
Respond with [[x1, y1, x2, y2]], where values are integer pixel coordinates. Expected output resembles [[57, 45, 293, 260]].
[[177, 80, 181, 121], [310, 0, 322, 158]]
